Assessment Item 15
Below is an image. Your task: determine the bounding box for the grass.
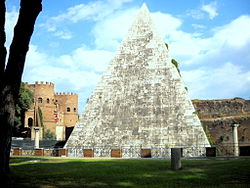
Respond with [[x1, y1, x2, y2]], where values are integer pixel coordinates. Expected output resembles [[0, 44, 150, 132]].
[[10, 156, 250, 188]]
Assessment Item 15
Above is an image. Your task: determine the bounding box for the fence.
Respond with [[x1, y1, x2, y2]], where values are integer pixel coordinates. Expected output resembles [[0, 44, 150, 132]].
[[11, 143, 250, 158]]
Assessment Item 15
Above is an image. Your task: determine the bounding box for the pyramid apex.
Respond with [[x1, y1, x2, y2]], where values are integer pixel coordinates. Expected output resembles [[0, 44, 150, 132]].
[[140, 3, 150, 13]]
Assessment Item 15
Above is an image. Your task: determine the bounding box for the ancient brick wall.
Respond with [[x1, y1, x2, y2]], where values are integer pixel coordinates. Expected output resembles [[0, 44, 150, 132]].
[[192, 98, 250, 155], [192, 98, 250, 119]]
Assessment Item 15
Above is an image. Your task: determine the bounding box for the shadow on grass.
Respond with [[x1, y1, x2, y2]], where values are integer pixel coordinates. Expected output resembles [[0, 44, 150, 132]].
[[10, 157, 250, 188]]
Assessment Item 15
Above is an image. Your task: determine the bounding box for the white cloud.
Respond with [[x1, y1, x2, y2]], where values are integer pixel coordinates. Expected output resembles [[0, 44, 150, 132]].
[[201, 1, 218, 20], [51, 0, 133, 23], [54, 30, 72, 39], [71, 47, 114, 72], [191, 24, 206, 30], [186, 1, 218, 20], [92, 8, 182, 50], [186, 9, 204, 20], [25, 45, 52, 67], [213, 15, 250, 48], [183, 63, 250, 99], [151, 12, 182, 38], [165, 15, 250, 65], [22, 4, 250, 112], [57, 47, 114, 72], [23, 44, 113, 111], [5, 9, 18, 47], [41, 0, 134, 39], [92, 8, 137, 50]]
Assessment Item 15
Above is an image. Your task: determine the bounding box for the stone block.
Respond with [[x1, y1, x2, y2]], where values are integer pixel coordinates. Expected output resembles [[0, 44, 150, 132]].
[[34, 148, 44, 156], [13, 148, 22, 156], [59, 149, 68, 157], [83, 149, 94, 157], [206, 147, 216, 157], [141, 149, 151, 158], [111, 149, 121, 158], [171, 148, 182, 170], [44, 149, 53, 156], [240, 146, 250, 156]]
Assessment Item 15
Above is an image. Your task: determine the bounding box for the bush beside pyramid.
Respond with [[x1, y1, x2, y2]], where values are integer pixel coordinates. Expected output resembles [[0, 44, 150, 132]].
[[65, 3, 210, 158]]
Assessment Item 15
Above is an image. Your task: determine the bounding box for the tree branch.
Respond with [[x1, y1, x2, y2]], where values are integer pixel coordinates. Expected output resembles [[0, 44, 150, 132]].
[[0, 0, 6, 84]]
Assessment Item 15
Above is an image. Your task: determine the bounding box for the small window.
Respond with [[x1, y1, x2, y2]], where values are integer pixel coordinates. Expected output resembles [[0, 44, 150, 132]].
[[38, 98, 43, 103], [67, 107, 70, 112], [28, 118, 33, 127], [47, 98, 50, 103], [74, 108, 76, 112]]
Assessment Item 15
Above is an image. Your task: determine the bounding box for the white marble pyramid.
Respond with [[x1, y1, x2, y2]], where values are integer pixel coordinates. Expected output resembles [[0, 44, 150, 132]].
[[65, 4, 210, 158]]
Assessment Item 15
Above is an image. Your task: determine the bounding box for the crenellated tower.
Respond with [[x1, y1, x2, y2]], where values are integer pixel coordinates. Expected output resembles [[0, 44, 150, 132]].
[[24, 81, 78, 140], [55, 92, 78, 127]]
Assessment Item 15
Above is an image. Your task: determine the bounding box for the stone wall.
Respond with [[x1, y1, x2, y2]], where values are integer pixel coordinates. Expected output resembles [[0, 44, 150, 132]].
[[192, 98, 250, 155], [192, 98, 250, 119]]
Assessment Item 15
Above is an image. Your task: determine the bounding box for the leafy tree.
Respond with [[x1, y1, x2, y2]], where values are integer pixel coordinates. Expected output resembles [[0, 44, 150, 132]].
[[13, 82, 34, 136], [0, 0, 42, 185], [44, 129, 56, 139]]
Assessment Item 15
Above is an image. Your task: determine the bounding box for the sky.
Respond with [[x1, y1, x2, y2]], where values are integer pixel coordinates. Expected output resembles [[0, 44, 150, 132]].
[[5, 0, 250, 113]]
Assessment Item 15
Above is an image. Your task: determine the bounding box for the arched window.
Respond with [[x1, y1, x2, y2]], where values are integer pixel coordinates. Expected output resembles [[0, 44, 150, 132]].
[[74, 108, 76, 112], [28, 118, 33, 127], [47, 98, 50, 103], [38, 97, 43, 103], [67, 107, 70, 112]]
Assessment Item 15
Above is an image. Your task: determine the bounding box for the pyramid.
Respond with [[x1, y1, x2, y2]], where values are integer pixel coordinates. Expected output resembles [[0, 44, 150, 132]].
[[65, 4, 210, 158]]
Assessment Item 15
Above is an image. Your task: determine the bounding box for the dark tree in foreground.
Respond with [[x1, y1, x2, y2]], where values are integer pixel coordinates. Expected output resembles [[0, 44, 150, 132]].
[[0, 0, 42, 185]]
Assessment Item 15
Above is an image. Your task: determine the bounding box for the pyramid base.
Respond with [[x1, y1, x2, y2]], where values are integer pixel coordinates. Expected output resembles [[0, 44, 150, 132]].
[[66, 145, 208, 158]]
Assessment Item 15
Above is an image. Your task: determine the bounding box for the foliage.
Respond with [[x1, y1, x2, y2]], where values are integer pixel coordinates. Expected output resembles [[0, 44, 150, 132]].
[[43, 129, 56, 139], [165, 43, 168, 49], [202, 122, 217, 146], [171, 59, 181, 76], [10, 157, 250, 187], [17, 83, 34, 112], [14, 83, 34, 135], [166, 49, 188, 90]]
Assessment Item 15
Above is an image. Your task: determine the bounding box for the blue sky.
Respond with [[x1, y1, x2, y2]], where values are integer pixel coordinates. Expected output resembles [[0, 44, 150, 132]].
[[5, 0, 250, 113]]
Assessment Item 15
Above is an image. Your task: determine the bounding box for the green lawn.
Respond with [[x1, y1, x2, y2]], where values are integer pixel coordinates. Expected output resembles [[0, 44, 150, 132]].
[[10, 157, 250, 188]]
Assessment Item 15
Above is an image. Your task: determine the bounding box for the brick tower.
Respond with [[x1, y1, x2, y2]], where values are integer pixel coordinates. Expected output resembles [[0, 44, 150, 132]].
[[24, 81, 78, 140]]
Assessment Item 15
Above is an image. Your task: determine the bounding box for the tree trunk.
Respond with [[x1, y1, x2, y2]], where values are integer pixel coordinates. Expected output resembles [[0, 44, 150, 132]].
[[0, 86, 15, 185], [0, 0, 42, 185]]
